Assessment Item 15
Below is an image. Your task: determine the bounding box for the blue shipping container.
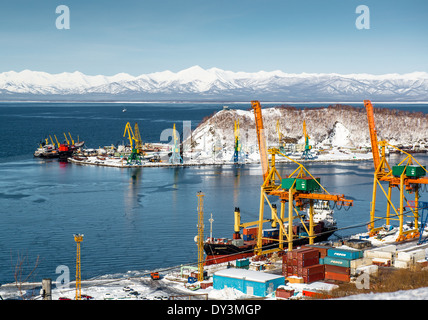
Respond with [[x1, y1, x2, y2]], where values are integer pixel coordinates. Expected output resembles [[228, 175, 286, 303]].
[[323, 256, 352, 268], [263, 229, 279, 238], [243, 234, 255, 241], [327, 248, 363, 260]]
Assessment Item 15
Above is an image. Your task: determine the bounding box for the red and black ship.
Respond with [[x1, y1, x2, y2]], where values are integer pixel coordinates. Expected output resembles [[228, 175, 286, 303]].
[[204, 204, 337, 265]]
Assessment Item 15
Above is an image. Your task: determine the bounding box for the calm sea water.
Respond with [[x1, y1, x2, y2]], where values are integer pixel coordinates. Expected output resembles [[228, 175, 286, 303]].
[[0, 102, 427, 285]]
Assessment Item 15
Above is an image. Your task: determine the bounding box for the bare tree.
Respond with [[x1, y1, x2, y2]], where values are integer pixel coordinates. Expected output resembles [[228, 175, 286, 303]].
[[11, 251, 40, 300]]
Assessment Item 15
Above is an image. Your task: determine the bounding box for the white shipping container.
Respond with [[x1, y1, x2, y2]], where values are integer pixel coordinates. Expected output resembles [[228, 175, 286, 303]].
[[364, 249, 393, 259], [378, 245, 397, 253], [356, 264, 378, 275], [349, 257, 371, 269], [396, 249, 425, 262], [372, 258, 391, 266], [393, 260, 410, 268], [397, 251, 413, 262]]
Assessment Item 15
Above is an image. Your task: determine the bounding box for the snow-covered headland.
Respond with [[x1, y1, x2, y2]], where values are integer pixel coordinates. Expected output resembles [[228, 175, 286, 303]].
[[68, 104, 428, 168]]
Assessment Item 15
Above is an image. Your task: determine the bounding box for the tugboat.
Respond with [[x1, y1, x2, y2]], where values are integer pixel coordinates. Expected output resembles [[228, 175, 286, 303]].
[[204, 202, 337, 265]]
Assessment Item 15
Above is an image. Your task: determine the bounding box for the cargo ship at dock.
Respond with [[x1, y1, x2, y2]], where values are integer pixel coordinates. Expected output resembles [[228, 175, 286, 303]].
[[204, 201, 338, 265]]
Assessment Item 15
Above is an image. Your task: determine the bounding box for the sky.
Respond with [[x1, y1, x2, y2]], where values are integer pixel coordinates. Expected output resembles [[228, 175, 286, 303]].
[[0, 0, 426, 76]]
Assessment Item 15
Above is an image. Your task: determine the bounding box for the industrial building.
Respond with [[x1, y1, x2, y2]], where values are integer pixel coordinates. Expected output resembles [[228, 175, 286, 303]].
[[213, 268, 285, 297]]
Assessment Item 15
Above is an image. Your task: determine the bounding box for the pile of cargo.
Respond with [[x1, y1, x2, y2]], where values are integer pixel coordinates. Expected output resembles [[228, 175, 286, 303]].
[[320, 247, 368, 282], [364, 244, 428, 269], [282, 247, 324, 283]]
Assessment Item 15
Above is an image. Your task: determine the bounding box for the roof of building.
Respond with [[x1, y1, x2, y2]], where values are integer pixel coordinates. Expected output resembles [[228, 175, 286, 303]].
[[214, 268, 284, 283]]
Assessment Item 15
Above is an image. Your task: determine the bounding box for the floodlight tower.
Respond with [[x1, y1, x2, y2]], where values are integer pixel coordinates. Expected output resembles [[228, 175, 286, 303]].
[[74, 234, 84, 300], [197, 192, 205, 282]]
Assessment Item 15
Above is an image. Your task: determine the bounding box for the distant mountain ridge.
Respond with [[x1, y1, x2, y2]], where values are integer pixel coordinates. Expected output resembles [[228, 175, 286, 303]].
[[1, 66, 428, 101]]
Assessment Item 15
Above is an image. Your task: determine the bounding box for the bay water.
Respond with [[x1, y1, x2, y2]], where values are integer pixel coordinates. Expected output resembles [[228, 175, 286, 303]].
[[0, 102, 427, 285]]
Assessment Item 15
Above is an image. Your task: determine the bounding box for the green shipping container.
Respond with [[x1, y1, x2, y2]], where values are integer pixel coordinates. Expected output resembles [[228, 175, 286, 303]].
[[296, 177, 321, 192], [323, 256, 352, 268], [392, 165, 406, 177], [406, 165, 426, 178], [282, 177, 321, 192], [282, 178, 296, 190]]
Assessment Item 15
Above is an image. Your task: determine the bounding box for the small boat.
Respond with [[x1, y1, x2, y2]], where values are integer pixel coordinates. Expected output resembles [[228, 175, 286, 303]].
[[122, 108, 127, 112], [34, 144, 59, 159]]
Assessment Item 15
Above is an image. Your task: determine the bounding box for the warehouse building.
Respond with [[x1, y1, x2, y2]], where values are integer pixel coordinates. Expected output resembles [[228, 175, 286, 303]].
[[213, 268, 285, 297]]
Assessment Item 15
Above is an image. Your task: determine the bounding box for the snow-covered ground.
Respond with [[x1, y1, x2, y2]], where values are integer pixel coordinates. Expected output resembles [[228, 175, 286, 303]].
[[3, 226, 428, 301]]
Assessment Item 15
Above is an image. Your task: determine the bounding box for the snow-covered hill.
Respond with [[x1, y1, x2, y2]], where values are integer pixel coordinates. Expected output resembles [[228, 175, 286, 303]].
[[1, 66, 428, 101], [186, 105, 428, 161]]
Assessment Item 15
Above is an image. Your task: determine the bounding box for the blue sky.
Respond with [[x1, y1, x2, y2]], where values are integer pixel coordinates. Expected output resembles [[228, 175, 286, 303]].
[[0, 0, 426, 75]]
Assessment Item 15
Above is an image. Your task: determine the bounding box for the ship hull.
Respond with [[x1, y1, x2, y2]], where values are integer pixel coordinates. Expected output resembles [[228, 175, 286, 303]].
[[204, 227, 336, 265]]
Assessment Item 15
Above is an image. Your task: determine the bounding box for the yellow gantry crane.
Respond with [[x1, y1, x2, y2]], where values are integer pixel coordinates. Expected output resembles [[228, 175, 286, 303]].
[[233, 119, 244, 163], [364, 100, 428, 241], [249, 101, 353, 254], [74, 234, 84, 300], [124, 122, 143, 152], [197, 192, 205, 282], [123, 122, 143, 163]]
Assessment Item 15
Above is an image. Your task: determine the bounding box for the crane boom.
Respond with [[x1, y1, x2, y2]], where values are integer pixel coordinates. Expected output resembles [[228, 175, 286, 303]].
[[251, 101, 269, 182], [364, 100, 381, 171], [123, 122, 135, 149], [133, 122, 143, 153]]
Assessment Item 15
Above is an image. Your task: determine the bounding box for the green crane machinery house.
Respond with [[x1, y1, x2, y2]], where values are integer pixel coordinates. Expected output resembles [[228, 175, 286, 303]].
[[213, 268, 285, 297]]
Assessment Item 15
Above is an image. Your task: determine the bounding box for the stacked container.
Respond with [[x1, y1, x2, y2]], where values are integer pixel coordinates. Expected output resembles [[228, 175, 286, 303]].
[[393, 249, 426, 269], [243, 227, 258, 241], [282, 247, 324, 283], [322, 247, 364, 282], [364, 244, 395, 267]]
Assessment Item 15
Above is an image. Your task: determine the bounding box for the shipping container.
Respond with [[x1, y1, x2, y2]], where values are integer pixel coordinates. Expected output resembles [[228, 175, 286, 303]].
[[297, 248, 319, 260], [276, 287, 294, 299], [286, 276, 304, 284], [324, 271, 350, 282], [302, 289, 330, 298], [243, 234, 255, 241], [393, 260, 409, 269], [282, 178, 296, 190], [372, 258, 391, 267], [236, 258, 250, 268], [243, 227, 258, 235], [303, 272, 325, 284], [364, 249, 393, 260], [406, 165, 426, 178], [304, 244, 332, 258], [291, 247, 314, 259], [323, 256, 352, 268], [297, 257, 319, 268], [324, 264, 350, 275], [327, 248, 363, 260], [282, 177, 321, 192], [200, 281, 213, 289], [263, 228, 279, 238], [302, 264, 324, 276], [396, 249, 425, 262], [295, 177, 321, 192], [392, 165, 406, 177]]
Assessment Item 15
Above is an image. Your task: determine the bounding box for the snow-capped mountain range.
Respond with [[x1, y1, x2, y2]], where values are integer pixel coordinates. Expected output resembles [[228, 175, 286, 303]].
[[1, 65, 428, 101]]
